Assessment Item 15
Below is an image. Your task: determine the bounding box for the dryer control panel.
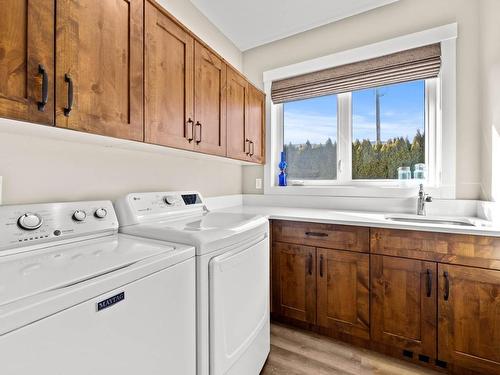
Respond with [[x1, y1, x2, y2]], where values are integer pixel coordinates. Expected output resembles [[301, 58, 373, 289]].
[[0, 201, 118, 255], [114, 191, 206, 226]]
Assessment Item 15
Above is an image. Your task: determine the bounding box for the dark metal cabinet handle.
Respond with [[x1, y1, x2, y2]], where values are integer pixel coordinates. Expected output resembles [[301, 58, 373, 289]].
[[249, 141, 255, 156], [186, 118, 194, 142], [305, 232, 328, 237], [425, 269, 432, 297], [319, 254, 324, 277], [195, 122, 202, 144], [307, 254, 313, 275], [37, 64, 49, 111], [443, 271, 450, 301], [245, 139, 250, 155], [63, 74, 73, 117]]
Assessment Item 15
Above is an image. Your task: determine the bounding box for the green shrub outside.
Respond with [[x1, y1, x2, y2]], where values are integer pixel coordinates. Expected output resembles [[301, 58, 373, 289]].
[[284, 129, 424, 180]]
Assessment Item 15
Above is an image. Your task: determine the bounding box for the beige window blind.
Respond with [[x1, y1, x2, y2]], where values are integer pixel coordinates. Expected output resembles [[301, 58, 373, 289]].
[[271, 43, 441, 104]]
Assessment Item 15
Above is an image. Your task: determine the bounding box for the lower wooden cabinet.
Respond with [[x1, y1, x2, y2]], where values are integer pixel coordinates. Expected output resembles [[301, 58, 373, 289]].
[[272, 242, 316, 324], [272, 242, 370, 336], [371, 255, 437, 358], [317, 248, 370, 339], [271, 222, 500, 374], [438, 264, 500, 375]]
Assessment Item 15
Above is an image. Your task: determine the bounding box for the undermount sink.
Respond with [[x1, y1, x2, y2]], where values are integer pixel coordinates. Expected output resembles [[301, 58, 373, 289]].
[[384, 214, 476, 227]]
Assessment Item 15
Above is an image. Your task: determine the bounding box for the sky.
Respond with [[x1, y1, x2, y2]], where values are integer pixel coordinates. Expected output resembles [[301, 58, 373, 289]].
[[283, 80, 425, 145]]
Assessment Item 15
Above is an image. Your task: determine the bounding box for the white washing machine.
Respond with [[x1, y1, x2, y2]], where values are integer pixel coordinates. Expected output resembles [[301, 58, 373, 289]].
[[0, 200, 196, 375], [115, 191, 270, 375]]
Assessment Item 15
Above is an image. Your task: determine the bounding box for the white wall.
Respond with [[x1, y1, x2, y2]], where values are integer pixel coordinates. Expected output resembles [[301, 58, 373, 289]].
[[156, 0, 242, 69], [0, 0, 243, 205], [0, 126, 242, 204], [242, 0, 482, 199], [479, 0, 500, 202]]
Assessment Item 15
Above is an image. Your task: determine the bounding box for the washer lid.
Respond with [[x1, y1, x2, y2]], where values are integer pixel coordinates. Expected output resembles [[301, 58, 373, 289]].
[[0, 234, 181, 307], [120, 212, 268, 255]]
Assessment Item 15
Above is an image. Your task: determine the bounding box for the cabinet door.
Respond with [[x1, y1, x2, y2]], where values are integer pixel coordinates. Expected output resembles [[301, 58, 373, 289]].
[[193, 41, 226, 156], [245, 85, 265, 163], [145, 3, 194, 150], [0, 0, 54, 124], [272, 242, 316, 324], [56, 0, 144, 141], [438, 264, 500, 374], [317, 248, 370, 339], [226, 67, 249, 160], [371, 255, 437, 358]]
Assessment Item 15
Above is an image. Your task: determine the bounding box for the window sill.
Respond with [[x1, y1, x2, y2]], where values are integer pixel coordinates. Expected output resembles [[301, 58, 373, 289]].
[[265, 184, 454, 199]]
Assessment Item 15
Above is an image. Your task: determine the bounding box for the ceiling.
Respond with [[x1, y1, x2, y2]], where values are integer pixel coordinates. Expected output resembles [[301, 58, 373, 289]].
[[190, 0, 400, 51]]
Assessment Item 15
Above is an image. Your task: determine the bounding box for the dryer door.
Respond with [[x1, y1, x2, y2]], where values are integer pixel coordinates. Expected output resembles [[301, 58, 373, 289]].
[[209, 237, 270, 375]]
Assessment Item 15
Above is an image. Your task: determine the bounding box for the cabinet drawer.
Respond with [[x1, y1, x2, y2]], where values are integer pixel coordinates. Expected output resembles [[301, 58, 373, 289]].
[[371, 228, 500, 270], [272, 220, 369, 253]]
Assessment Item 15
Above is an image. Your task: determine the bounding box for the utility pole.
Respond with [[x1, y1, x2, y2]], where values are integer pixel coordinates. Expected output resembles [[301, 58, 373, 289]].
[[375, 89, 384, 143]]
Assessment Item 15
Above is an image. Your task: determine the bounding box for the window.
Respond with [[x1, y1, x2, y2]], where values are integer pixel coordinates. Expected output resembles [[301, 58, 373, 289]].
[[265, 26, 458, 197], [352, 80, 425, 180], [283, 95, 337, 180], [280, 79, 434, 185]]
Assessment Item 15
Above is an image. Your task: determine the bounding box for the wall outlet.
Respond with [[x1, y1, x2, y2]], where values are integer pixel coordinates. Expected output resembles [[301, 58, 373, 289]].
[[255, 178, 262, 190]]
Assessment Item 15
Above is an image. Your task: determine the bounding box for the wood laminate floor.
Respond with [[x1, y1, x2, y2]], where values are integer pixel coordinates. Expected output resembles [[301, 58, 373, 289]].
[[261, 323, 439, 375]]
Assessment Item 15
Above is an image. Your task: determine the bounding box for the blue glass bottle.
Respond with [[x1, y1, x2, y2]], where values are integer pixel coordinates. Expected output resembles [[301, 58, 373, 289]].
[[278, 151, 287, 186]]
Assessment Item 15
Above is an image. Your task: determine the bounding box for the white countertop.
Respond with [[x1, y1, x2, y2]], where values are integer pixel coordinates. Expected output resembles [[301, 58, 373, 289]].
[[214, 205, 500, 237]]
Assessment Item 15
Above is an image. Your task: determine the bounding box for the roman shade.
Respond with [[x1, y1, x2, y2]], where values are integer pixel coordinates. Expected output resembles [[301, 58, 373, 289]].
[[271, 43, 441, 104]]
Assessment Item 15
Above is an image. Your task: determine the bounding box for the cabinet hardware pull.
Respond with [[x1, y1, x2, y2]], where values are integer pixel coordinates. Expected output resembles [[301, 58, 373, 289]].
[[37, 64, 48, 112], [443, 271, 449, 301], [425, 269, 432, 297], [186, 118, 194, 142], [245, 138, 250, 155], [195, 122, 202, 144], [319, 254, 324, 277], [63, 74, 73, 117], [249, 141, 254, 156], [307, 253, 313, 275], [305, 232, 328, 237]]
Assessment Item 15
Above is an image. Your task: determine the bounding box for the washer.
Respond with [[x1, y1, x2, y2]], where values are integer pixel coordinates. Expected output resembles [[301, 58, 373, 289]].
[[0, 200, 196, 375], [115, 191, 270, 375]]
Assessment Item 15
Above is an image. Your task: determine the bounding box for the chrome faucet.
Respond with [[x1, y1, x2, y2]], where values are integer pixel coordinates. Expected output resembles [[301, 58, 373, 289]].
[[417, 184, 432, 216]]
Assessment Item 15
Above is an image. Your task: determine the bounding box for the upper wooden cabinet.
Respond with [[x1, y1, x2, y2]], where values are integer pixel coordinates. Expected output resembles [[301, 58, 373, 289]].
[[317, 248, 370, 340], [438, 264, 500, 375], [272, 242, 316, 324], [0, 0, 54, 125], [246, 85, 265, 163], [194, 41, 227, 156], [371, 255, 437, 358], [0, 0, 265, 162], [226, 69, 265, 163], [55, 0, 144, 141], [144, 2, 194, 150], [226, 68, 249, 160]]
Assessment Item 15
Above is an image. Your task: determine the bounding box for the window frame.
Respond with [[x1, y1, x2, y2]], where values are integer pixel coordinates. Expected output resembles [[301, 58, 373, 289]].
[[277, 79, 437, 187], [263, 24, 457, 199]]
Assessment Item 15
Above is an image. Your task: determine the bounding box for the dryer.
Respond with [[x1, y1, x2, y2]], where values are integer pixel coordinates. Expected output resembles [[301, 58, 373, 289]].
[[115, 191, 270, 375]]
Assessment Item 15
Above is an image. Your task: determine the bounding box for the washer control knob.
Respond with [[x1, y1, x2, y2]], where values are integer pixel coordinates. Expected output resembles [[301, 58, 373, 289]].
[[72, 210, 86, 222], [18, 213, 43, 230], [164, 196, 176, 205], [94, 208, 107, 219]]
